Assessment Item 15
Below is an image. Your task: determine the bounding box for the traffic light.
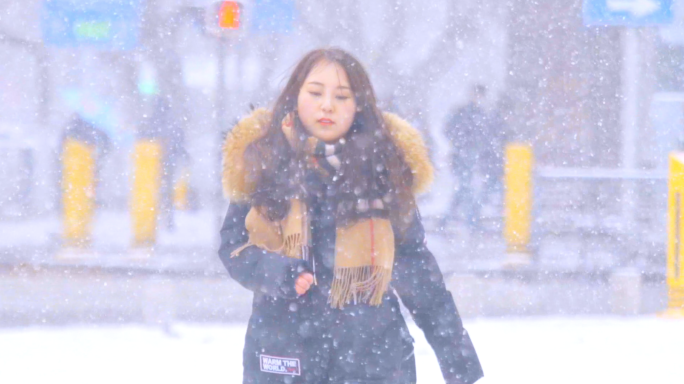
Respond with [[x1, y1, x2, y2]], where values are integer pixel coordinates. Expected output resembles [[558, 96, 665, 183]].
[[218, 1, 240, 29]]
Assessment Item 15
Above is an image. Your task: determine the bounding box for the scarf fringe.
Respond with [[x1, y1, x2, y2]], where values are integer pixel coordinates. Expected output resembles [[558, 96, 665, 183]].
[[328, 265, 393, 309], [283, 233, 303, 258]]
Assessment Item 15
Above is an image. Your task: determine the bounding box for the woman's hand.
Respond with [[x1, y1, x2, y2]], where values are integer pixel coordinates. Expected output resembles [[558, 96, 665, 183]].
[[294, 272, 314, 295]]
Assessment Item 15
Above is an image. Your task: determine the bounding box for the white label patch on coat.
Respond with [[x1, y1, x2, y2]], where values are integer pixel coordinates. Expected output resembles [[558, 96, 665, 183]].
[[259, 354, 301, 376]]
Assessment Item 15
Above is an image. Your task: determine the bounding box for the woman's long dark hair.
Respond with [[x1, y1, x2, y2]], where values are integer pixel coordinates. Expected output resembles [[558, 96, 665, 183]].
[[245, 48, 415, 232]]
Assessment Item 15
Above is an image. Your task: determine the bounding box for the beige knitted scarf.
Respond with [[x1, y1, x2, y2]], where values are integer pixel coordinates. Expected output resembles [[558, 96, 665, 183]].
[[231, 114, 395, 309]]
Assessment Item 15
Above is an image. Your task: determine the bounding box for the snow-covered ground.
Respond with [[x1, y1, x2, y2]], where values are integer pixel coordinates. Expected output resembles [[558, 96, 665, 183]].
[[1, 316, 682, 384]]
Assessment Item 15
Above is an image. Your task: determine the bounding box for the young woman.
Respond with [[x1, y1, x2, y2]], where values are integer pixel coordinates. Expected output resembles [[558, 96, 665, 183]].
[[219, 48, 483, 384]]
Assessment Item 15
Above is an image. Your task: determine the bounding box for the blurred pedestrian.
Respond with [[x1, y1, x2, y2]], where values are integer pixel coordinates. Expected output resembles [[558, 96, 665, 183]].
[[61, 113, 111, 151], [444, 85, 507, 230], [59, 113, 111, 207], [218, 48, 483, 384]]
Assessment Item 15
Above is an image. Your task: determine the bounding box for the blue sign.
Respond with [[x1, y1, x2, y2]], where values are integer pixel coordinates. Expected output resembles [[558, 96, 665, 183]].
[[584, 0, 673, 26], [42, 0, 142, 50], [251, 0, 296, 34]]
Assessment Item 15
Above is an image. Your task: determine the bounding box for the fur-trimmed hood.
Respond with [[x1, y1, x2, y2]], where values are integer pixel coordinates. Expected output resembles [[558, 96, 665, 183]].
[[222, 108, 434, 202]]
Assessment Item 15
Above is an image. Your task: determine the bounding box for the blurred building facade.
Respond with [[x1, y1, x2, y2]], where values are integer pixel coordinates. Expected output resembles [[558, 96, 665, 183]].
[[0, 0, 682, 240]]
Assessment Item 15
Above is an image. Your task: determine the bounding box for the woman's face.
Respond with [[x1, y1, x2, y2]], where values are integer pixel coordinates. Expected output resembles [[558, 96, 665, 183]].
[[297, 60, 357, 143]]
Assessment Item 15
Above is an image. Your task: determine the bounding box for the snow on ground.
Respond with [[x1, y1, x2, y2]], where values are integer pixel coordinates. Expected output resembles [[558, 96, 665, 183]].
[[0, 316, 681, 384]]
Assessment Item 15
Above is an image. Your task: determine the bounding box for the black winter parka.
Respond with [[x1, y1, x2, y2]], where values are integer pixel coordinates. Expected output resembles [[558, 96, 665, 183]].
[[218, 190, 483, 384]]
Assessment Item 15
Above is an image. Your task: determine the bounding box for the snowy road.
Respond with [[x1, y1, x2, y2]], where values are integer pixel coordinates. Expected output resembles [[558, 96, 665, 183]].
[[0, 316, 681, 384]]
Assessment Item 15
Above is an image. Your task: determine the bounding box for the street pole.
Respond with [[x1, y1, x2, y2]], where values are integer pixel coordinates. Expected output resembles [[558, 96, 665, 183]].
[[621, 28, 639, 230], [216, 36, 227, 134], [215, 36, 227, 237]]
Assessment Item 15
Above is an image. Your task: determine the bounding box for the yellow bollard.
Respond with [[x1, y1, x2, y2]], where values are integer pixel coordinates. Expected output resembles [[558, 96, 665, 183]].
[[62, 139, 95, 247], [504, 144, 533, 265], [173, 167, 190, 211], [131, 140, 162, 247], [662, 153, 684, 317]]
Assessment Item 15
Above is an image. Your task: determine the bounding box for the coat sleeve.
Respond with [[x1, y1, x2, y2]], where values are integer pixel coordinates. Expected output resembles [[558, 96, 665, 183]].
[[392, 210, 484, 384], [218, 202, 310, 299]]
